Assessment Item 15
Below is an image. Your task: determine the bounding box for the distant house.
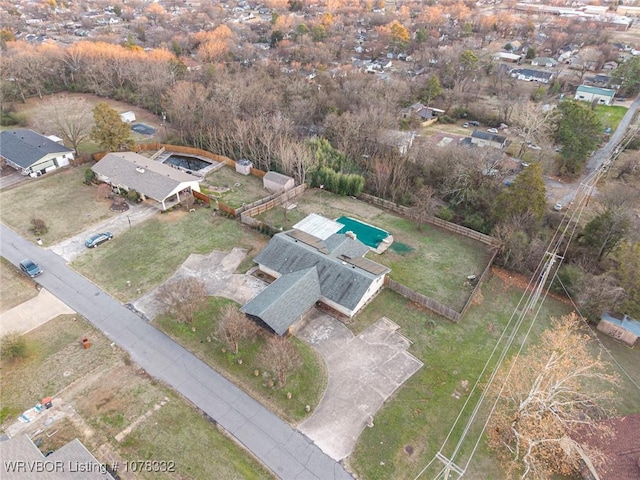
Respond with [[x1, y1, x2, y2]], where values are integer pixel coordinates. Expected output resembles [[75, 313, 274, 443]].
[[570, 413, 640, 480], [510, 68, 554, 83], [597, 312, 640, 346], [586, 74, 611, 87], [574, 85, 616, 105], [263, 171, 294, 192], [92, 152, 201, 211], [379, 130, 417, 155], [242, 214, 390, 335], [470, 130, 508, 149], [400, 102, 445, 125], [0, 129, 74, 177], [493, 52, 521, 63], [531, 57, 558, 68]]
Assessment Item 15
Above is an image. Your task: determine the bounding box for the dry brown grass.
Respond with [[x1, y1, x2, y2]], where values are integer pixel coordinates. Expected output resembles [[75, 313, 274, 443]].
[[0, 257, 38, 313]]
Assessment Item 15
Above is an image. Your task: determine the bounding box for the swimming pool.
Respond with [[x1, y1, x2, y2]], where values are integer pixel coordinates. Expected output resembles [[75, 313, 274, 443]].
[[336, 216, 390, 249], [164, 154, 212, 171]]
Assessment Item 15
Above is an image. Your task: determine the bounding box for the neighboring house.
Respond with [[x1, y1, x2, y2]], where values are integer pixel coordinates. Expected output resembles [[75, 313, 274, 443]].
[[531, 56, 558, 67], [597, 312, 640, 346], [263, 171, 295, 192], [602, 61, 618, 70], [586, 74, 611, 86], [493, 52, 521, 63], [574, 85, 616, 105], [510, 68, 554, 83], [242, 214, 390, 335], [0, 434, 115, 480], [400, 103, 445, 125], [570, 413, 640, 480], [0, 129, 74, 177], [92, 152, 201, 211], [119, 111, 136, 123], [379, 130, 417, 155], [470, 130, 508, 149]]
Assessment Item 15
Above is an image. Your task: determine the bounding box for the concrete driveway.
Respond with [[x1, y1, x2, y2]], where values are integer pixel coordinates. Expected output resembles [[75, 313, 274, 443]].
[[297, 311, 423, 461], [49, 203, 158, 262], [0, 288, 74, 336], [133, 248, 267, 320]]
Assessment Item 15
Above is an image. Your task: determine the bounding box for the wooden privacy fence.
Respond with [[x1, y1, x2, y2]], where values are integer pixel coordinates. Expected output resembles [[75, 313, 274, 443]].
[[192, 190, 211, 205], [385, 278, 462, 322], [358, 193, 500, 248], [242, 184, 307, 217], [460, 248, 498, 318]]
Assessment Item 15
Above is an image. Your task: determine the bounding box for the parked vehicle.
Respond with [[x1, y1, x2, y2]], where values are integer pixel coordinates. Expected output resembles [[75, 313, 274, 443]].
[[462, 122, 469, 128], [85, 232, 113, 248], [528, 144, 541, 150], [19, 259, 43, 277], [469, 121, 480, 127], [487, 128, 499, 134], [553, 203, 563, 211]]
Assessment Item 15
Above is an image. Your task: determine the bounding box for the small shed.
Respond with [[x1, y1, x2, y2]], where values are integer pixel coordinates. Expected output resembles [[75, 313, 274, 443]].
[[236, 158, 253, 176], [597, 313, 640, 346], [263, 171, 294, 192], [120, 111, 136, 123]]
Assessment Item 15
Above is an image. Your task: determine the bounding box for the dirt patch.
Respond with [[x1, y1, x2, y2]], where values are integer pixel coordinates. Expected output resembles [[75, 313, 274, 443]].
[[491, 266, 572, 305]]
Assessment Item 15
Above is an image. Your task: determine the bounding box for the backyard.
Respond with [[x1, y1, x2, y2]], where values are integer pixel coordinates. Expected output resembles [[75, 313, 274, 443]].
[[72, 209, 268, 302], [203, 166, 268, 208], [0, 315, 273, 480], [155, 297, 327, 424], [0, 166, 115, 244], [255, 189, 493, 310], [348, 274, 640, 479]]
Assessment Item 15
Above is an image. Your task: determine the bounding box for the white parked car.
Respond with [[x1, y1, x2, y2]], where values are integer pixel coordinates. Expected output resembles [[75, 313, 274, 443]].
[[487, 128, 499, 134], [553, 203, 563, 211]]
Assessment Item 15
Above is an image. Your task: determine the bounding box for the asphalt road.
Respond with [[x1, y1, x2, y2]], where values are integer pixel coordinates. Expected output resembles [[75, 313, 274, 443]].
[[0, 224, 353, 480]]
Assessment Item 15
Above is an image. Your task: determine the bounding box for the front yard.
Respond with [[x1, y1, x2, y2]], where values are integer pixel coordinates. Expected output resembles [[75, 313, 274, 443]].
[[155, 297, 327, 424], [255, 189, 493, 311], [0, 166, 114, 244], [0, 315, 273, 480], [72, 209, 267, 302], [0, 257, 38, 313]]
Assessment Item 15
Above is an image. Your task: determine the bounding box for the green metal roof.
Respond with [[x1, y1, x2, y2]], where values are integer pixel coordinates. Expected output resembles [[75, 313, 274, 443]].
[[576, 85, 615, 97]]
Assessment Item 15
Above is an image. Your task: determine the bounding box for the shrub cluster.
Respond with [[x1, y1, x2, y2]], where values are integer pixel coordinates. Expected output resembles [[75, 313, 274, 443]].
[[310, 167, 365, 196]]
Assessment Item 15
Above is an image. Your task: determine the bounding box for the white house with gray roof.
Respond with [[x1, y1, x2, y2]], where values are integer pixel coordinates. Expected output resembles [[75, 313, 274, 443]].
[[0, 129, 74, 177], [242, 217, 390, 335], [92, 152, 201, 211]]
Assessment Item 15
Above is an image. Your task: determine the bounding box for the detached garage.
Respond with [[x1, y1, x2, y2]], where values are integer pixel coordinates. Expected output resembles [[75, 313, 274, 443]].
[[263, 171, 294, 193]]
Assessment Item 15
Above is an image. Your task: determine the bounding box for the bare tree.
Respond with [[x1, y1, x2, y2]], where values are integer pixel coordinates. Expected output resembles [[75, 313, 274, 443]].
[[487, 313, 618, 479], [156, 277, 208, 324], [259, 335, 301, 388], [181, 192, 195, 210], [411, 185, 436, 228], [216, 305, 259, 354], [32, 96, 93, 155]]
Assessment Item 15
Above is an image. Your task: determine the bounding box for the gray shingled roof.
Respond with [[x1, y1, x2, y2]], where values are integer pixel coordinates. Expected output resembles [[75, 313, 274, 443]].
[[253, 232, 388, 311], [92, 152, 200, 202], [241, 268, 321, 335], [0, 129, 72, 168], [471, 130, 507, 144], [263, 171, 293, 186]]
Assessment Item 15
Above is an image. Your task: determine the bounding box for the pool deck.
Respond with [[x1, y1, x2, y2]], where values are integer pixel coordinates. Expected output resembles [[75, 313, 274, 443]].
[[155, 151, 222, 177], [371, 234, 393, 254]]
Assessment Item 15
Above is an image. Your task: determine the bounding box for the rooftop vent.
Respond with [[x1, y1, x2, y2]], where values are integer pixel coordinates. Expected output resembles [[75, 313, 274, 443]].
[[136, 167, 145, 174]]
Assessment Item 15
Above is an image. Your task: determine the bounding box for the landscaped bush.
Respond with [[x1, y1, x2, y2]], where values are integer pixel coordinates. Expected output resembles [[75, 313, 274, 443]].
[[84, 168, 96, 185], [29, 217, 48, 236], [126, 189, 140, 202], [0, 111, 28, 127]]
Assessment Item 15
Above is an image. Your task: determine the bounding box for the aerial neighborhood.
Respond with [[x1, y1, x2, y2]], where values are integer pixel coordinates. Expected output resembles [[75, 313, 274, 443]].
[[1, 0, 639, 479]]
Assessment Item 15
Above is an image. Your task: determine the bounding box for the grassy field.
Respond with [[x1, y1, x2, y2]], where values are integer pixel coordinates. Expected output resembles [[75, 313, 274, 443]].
[[593, 104, 628, 132], [0, 166, 115, 244], [0, 257, 38, 313], [0, 315, 273, 479], [155, 297, 327, 424], [256, 189, 492, 310], [72, 209, 267, 302], [203, 166, 269, 208], [348, 275, 640, 479]]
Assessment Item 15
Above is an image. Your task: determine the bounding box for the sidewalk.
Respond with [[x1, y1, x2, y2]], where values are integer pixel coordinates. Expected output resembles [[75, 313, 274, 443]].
[[0, 288, 74, 336], [50, 203, 158, 262]]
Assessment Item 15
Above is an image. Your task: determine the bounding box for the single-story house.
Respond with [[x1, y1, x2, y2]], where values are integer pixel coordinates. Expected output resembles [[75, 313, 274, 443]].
[[586, 74, 611, 86], [570, 413, 640, 480], [510, 68, 554, 84], [0, 434, 115, 479], [92, 152, 201, 211], [263, 171, 295, 192], [242, 214, 390, 335], [379, 130, 417, 155], [0, 129, 74, 177], [493, 52, 521, 63], [597, 312, 640, 346], [470, 130, 508, 149], [119, 111, 136, 123], [400, 103, 445, 125], [574, 85, 616, 105], [531, 56, 558, 67]]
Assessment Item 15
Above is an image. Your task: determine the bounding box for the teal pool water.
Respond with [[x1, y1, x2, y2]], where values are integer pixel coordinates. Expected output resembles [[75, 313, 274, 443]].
[[336, 216, 389, 248]]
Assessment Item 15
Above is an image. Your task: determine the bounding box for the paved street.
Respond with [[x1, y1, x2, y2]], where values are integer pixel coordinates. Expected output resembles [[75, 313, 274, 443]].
[[1, 224, 353, 480]]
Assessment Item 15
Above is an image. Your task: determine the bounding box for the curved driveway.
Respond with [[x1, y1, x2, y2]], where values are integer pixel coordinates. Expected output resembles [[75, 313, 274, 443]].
[[1, 224, 352, 480]]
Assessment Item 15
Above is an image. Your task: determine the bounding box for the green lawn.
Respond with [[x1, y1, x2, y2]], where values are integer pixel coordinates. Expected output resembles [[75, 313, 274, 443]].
[[0, 257, 38, 313], [0, 166, 115, 244], [155, 297, 327, 424], [204, 166, 269, 208], [256, 189, 493, 310], [72, 209, 267, 302], [593, 104, 628, 133]]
